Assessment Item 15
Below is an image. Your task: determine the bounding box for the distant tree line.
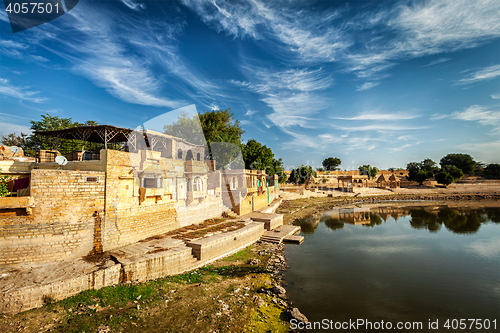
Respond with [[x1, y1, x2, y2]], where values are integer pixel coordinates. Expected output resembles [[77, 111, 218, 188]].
[[406, 153, 500, 185]]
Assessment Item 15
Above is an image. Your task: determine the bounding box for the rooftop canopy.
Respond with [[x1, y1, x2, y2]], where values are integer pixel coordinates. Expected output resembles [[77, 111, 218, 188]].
[[35, 125, 204, 150]]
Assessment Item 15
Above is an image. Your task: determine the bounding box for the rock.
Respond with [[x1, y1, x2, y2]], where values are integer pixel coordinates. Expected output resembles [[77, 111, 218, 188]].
[[272, 285, 286, 295], [248, 258, 261, 265], [96, 325, 111, 333], [288, 307, 308, 323]]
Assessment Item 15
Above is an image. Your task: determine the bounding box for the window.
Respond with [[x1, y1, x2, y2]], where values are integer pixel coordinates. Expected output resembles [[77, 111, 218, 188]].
[[231, 177, 237, 190], [186, 150, 193, 160], [177, 149, 182, 159], [193, 177, 203, 191], [196, 152, 201, 161], [142, 177, 162, 188]]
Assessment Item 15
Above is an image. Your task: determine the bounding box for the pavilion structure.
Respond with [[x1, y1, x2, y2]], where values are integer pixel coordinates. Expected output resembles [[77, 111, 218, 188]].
[[337, 174, 369, 192]]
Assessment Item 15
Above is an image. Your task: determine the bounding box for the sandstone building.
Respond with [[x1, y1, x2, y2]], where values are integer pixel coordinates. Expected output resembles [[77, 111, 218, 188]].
[[0, 125, 279, 267]]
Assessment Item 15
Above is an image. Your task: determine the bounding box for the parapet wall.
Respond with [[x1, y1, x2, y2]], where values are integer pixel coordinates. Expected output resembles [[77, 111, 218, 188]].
[[0, 170, 105, 266]]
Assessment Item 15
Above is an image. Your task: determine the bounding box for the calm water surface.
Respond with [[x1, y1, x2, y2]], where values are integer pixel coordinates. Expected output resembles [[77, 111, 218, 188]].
[[283, 203, 500, 332]]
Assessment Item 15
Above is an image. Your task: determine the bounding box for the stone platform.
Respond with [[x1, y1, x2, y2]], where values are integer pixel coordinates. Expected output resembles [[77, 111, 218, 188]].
[[245, 212, 283, 230], [260, 225, 301, 244]]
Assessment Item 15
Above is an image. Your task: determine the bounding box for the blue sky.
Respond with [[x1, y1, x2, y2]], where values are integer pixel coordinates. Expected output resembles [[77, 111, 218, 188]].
[[0, 0, 499, 170]]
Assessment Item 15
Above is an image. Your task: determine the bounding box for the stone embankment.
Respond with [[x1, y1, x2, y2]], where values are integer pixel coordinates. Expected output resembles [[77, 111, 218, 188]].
[[251, 240, 309, 327], [0, 201, 286, 315]]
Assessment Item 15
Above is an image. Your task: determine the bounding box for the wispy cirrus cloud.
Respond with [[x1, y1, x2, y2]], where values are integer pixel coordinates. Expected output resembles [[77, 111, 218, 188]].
[[232, 66, 333, 129], [356, 81, 380, 91], [422, 57, 452, 68], [331, 110, 421, 121], [0, 122, 32, 137], [120, 0, 146, 12], [431, 105, 500, 134], [332, 124, 429, 133], [347, 0, 500, 80], [1, 1, 224, 109], [0, 78, 47, 103], [181, 0, 350, 63], [457, 64, 500, 85]]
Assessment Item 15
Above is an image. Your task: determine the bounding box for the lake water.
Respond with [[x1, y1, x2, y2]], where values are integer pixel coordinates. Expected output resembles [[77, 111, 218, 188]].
[[283, 202, 500, 332]]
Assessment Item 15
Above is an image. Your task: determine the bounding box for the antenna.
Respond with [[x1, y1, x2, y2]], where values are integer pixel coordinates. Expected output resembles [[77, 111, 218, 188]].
[[10, 146, 21, 154], [55, 156, 68, 169]]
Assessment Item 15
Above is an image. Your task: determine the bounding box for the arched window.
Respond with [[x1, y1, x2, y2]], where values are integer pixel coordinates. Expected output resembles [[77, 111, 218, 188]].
[[231, 177, 237, 190], [193, 177, 203, 191], [177, 149, 182, 159], [186, 150, 193, 160], [196, 152, 201, 161], [257, 179, 261, 187]]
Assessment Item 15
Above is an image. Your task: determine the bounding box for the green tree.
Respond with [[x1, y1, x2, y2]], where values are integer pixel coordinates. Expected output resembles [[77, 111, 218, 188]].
[[0, 133, 30, 153], [406, 159, 439, 184], [27, 113, 99, 156], [358, 164, 379, 179], [484, 163, 500, 179], [288, 165, 316, 184], [240, 139, 286, 183], [322, 157, 341, 171], [164, 109, 244, 169], [435, 170, 455, 185], [0, 173, 8, 197], [162, 112, 206, 145], [440, 153, 476, 174]]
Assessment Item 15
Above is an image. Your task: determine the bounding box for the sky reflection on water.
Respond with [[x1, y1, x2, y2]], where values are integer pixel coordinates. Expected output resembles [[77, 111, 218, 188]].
[[284, 204, 500, 332]]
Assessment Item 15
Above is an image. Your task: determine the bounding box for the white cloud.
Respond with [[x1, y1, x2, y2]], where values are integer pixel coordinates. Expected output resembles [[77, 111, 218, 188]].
[[332, 124, 428, 132], [332, 110, 420, 121], [0, 77, 47, 103], [451, 105, 500, 129], [422, 57, 452, 67], [22, 2, 195, 108], [457, 140, 500, 162], [491, 93, 500, 99], [431, 105, 500, 134], [120, 0, 146, 11], [468, 238, 500, 259], [347, 0, 500, 78], [245, 109, 257, 117], [356, 81, 380, 91], [0, 122, 32, 137], [430, 113, 451, 121], [458, 64, 500, 85], [182, 0, 350, 63], [234, 66, 333, 129]]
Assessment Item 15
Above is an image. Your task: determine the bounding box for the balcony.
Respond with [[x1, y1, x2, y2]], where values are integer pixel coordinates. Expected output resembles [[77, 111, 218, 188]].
[[184, 159, 207, 173], [0, 196, 34, 214]]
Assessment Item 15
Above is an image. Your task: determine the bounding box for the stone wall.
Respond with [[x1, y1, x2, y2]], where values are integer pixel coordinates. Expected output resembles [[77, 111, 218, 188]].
[[101, 149, 180, 251], [234, 188, 279, 215], [187, 222, 265, 261], [175, 195, 224, 227], [0, 261, 120, 314], [0, 170, 105, 266]]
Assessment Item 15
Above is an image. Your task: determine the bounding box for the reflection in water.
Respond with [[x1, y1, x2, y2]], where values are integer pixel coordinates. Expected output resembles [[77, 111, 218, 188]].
[[302, 205, 500, 235], [284, 204, 500, 333]]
